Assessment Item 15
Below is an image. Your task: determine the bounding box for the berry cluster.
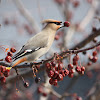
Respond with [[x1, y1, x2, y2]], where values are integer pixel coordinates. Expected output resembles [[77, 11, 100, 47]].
[[37, 86, 47, 97], [5, 47, 16, 63], [0, 47, 16, 84], [88, 50, 98, 63], [45, 54, 85, 86], [0, 65, 10, 83], [45, 58, 69, 86]]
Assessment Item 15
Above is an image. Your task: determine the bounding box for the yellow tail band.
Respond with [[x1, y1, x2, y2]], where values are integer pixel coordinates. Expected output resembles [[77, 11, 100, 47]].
[[6, 67, 12, 70], [5, 57, 27, 70]]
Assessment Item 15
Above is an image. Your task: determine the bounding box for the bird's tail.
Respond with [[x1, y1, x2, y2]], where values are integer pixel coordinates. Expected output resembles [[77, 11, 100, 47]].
[[6, 57, 27, 70]]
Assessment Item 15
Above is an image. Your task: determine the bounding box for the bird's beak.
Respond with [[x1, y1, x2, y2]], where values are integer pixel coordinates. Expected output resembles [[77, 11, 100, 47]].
[[57, 22, 64, 30]]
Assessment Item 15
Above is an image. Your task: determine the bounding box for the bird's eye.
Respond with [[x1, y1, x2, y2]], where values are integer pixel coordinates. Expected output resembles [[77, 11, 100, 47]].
[[54, 22, 61, 25]]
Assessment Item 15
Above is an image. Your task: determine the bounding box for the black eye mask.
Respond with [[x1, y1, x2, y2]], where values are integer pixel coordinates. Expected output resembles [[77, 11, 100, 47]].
[[49, 22, 62, 25]]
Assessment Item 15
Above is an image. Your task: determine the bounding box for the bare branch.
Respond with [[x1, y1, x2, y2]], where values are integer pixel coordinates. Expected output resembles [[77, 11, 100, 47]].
[[13, 0, 40, 33]]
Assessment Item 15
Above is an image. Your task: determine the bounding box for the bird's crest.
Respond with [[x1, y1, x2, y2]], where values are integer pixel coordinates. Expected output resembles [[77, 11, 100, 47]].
[[41, 19, 62, 24]]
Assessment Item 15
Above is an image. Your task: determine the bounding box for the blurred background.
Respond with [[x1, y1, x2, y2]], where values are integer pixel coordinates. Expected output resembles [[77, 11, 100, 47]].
[[0, 0, 100, 100]]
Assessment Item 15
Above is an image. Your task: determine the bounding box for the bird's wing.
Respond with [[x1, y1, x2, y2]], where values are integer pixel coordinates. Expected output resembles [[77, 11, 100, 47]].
[[12, 34, 49, 61]]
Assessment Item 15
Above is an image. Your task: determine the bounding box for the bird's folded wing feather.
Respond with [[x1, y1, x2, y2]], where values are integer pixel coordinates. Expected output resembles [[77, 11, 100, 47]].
[[12, 34, 49, 61]]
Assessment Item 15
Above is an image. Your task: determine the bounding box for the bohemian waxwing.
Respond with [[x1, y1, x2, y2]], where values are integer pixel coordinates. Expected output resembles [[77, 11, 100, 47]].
[[7, 19, 64, 69]]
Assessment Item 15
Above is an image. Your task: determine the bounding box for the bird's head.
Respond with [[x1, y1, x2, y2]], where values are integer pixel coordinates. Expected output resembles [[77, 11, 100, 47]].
[[41, 19, 64, 31]]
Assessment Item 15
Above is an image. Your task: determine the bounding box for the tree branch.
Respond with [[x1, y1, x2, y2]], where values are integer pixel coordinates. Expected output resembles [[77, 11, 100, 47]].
[[0, 28, 100, 84], [13, 0, 40, 33]]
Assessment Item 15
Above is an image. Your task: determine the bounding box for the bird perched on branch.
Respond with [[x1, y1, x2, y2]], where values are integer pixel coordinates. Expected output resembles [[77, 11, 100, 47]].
[[6, 19, 67, 70]]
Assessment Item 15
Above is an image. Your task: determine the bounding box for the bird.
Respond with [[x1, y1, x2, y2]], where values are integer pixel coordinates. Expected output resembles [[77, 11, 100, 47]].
[[6, 19, 64, 70]]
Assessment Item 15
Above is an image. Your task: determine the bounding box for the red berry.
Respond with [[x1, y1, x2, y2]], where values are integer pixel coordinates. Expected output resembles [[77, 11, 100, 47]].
[[10, 47, 16, 53], [73, 61, 78, 65], [73, 0, 80, 8], [53, 71, 59, 78], [81, 66, 85, 71], [57, 74, 63, 81], [91, 56, 98, 63], [80, 71, 84, 75], [58, 63, 63, 70], [59, 70, 65, 77], [45, 63, 51, 69], [75, 66, 81, 73], [53, 79, 58, 86], [64, 69, 69, 76], [64, 21, 70, 27], [87, 62, 92, 66], [92, 51, 97, 56], [0, 66, 6, 72], [55, 35, 60, 40], [73, 55, 79, 61], [68, 64, 73, 69], [7, 52, 13, 57], [24, 82, 29, 88], [48, 70, 54, 78], [69, 69, 75, 74], [88, 56, 93, 61], [51, 61, 56, 67], [5, 56, 12, 63], [49, 78, 54, 85], [42, 92, 47, 97]]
